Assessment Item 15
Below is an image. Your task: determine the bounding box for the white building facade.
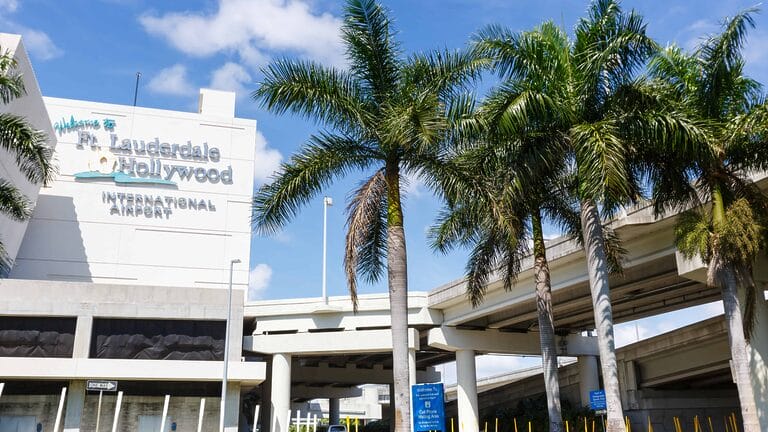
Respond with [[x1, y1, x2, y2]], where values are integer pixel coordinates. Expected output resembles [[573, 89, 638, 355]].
[[11, 91, 253, 290], [0, 34, 263, 432], [0, 33, 56, 272]]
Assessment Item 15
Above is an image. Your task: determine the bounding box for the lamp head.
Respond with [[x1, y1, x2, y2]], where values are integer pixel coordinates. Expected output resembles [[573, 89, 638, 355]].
[[231, 259, 241, 264], [324, 196, 333, 206]]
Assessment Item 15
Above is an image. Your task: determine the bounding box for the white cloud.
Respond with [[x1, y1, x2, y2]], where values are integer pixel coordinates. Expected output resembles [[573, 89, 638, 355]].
[[402, 171, 425, 198], [17, 27, 61, 60], [147, 64, 195, 96], [139, 0, 344, 70], [0, 0, 18, 13], [253, 129, 282, 184], [0, 2, 62, 61], [210, 62, 252, 97], [678, 19, 719, 51], [248, 263, 273, 300]]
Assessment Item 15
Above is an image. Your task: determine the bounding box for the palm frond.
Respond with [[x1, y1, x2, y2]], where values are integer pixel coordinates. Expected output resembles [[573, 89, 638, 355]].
[[342, 0, 400, 104], [698, 7, 759, 118], [572, 120, 631, 203], [252, 132, 376, 235], [0, 178, 32, 221], [403, 48, 488, 99], [0, 237, 11, 277], [253, 60, 369, 132], [0, 49, 25, 104], [0, 113, 55, 185], [345, 170, 388, 311], [574, 0, 656, 118]]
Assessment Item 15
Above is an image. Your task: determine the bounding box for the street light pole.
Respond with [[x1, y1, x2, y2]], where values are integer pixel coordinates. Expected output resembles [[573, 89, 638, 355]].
[[220, 258, 241, 432], [322, 196, 333, 304]]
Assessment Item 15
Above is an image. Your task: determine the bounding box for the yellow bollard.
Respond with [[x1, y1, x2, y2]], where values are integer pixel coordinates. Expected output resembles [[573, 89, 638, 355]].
[[495, 418, 498, 432], [451, 418, 454, 432], [584, 417, 588, 432], [731, 412, 739, 432], [647, 416, 653, 432], [355, 418, 359, 432], [485, 421, 488, 432], [591, 419, 595, 432], [527, 420, 531, 432], [513, 418, 518, 432], [707, 417, 714, 432], [565, 420, 569, 432], [625, 416, 631, 432]]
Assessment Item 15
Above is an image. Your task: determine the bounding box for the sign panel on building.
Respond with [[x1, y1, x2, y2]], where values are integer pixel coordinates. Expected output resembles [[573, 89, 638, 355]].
[[412, 383, 445, 432], [86, 380, 118, 392], [589, 389, 607, 412]]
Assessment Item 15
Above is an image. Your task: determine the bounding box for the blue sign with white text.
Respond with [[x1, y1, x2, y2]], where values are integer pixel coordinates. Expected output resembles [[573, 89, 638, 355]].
[[412, 383, 445, 432], [589, 390, 607, 410]]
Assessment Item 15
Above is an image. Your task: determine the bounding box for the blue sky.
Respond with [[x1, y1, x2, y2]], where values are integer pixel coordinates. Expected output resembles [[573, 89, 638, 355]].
[[5, 0, 767, 378]]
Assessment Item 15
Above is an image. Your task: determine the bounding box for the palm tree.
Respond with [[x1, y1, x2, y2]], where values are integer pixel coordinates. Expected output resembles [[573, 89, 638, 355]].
[[646, 9, 768, 431], [250, 1, 483, 430], [473, 3, 659, 430], [0, 48, 55, 274], [432, 23, 579, 432], [431, 144, 581, 432]]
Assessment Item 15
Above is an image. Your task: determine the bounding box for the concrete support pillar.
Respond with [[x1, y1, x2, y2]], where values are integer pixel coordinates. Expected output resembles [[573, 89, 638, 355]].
[[63, 380, 85, 432], [388, 384, 395, 432], [455, 350, 478, 432], [224, 382, 241, 432], [744, 280, 768, 430], [261, 371, 273, 432], [408, 348, 416, 430], [578, 355, 600, 407], [73, 316, 93, 358], [329, 398, 340, 425], [408, 348, 417, 389], [271, 353, 292, 432]]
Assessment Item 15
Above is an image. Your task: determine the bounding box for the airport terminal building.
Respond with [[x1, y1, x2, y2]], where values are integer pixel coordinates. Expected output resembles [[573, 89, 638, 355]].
[[0, 34, 262, 431], [1, 33, 768, 432]]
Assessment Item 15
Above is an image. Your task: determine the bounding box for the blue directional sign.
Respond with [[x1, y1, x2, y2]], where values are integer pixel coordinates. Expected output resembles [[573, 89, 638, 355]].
[[412, 383, 446, 432], [589, 390, 607, 411]]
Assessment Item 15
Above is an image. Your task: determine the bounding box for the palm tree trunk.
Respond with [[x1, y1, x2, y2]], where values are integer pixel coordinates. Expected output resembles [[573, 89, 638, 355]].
[[710, 185, 760, 432], [385, 163, 411, 432], [578, 198, 624, 432], [712, 257, 761, 432], [532, 210, 564, 432]]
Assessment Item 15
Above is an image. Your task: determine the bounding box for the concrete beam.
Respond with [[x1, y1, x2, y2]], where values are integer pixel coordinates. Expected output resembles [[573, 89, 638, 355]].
[[0, 358, 266, 384], [427, 327, 598, 356], [244, 328, 420, 355], [291, 385, 362, 399], [292, 363, 440, 385]]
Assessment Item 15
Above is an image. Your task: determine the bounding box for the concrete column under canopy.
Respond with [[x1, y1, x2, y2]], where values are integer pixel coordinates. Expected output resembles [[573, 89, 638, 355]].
[[456, 349, 478, 432], [578, 355, 600, 407], [329, 397, 340, 425], [224, 381, 241, 432], [63, 380, 85, 432], [271, 353, 292, 432]]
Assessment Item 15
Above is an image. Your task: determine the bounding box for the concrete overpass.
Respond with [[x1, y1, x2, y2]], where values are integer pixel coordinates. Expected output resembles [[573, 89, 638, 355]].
[[243, 174, 768, 432], [442, 316, 740, 432]]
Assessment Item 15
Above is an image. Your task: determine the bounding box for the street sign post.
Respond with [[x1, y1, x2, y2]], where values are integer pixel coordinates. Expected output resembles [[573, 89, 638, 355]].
[[87, 380, 118, 431], [589, 390, 607, 431], [412, 383, 446, 432], [87, 380, 118, 392]]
